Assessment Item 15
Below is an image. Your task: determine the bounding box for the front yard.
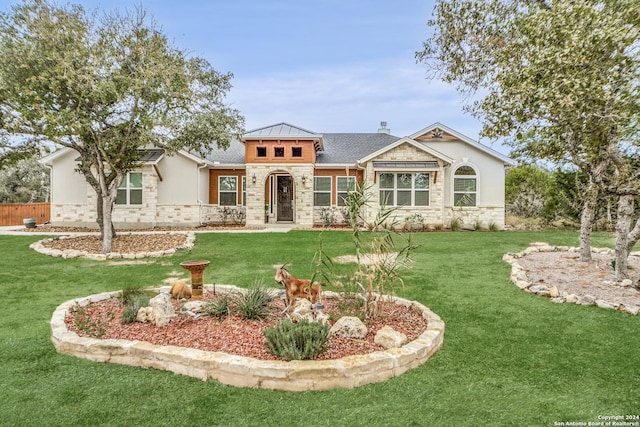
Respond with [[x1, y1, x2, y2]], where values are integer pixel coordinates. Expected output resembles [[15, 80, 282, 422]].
[[0, 230, 637, 426]]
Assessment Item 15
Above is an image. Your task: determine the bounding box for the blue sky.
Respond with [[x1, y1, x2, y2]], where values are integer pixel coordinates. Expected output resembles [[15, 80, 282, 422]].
[[2, 0, 509, 154]]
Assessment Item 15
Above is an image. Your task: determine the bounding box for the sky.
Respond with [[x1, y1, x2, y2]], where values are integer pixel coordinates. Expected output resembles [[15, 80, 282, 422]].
[[1, 0, 509, 155]]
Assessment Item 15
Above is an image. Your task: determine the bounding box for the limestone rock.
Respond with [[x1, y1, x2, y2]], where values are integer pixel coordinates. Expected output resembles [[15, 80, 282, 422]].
[[374, 326, 407, 349], [146, 293, 176, 326], [529, 285, 550, 296], [549, 286, 559, 298], [576, 295, 596, 306], [621, 304, 640, 315], [565, 294, 578, 304], [620, 279, 634, 288], [330, 316, 367, 339], [595, 300, 618, 310], [290, 299, 314, 322], [136, 306, 155, 323]]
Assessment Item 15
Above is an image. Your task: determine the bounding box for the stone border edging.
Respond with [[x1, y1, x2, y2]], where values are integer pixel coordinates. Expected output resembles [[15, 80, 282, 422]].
[[50, 285, 444, 391], [503, 242, 640, 315], [30, 232, 195, 260]]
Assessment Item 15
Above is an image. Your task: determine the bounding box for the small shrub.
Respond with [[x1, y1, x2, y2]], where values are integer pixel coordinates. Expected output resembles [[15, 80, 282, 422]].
[[319, 207, 336, 227], [200, 293, 234, 318], [236, 281, 275, 320], [71, 303, 113, 338], [263, 319, 330, 360], [330, 293, 365, 321], [473, 220, 483, 231], [449, 216, 463, 231], [121, 293, 149, 324], [489, 222, 499, 231]]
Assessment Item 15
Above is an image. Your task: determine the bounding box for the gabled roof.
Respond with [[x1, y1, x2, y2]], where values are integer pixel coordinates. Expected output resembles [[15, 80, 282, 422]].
[[243, 122, 320, 139], [242, 122, 324, 151], [410, 122, 516, 166], [357, 137, 454, 165]]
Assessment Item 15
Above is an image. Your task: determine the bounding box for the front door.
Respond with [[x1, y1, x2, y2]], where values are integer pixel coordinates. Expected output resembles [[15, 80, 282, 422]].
[[276, 175, 293, 222]]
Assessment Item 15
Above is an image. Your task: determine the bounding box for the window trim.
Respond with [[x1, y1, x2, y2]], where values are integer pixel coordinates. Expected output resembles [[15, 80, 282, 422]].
[[115, 172, 143, 205], [378, 172, 430, 207], [256, 146, 267, 157], [453, 165, 478, 207], [291, 146, 302, 157], [218, 175, 238, 206], [274, 147, 285, 158]]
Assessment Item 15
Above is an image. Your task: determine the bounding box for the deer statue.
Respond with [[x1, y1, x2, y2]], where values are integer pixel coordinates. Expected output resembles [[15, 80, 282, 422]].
[[274, 263, 321, 311]]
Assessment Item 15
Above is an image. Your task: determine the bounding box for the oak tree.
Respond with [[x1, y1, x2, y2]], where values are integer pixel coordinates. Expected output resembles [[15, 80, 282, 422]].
[[0, 0, 244, 252]]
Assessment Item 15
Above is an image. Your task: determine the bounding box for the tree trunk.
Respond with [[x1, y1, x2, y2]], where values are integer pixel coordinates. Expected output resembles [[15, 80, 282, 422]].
[[578, 179, 599, 262], [614, 195, 635, 281], [101, 193, 117, 254], [96, 194, 116, 241]]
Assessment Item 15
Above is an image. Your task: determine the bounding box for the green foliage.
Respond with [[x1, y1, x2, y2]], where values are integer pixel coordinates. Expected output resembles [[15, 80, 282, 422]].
[[0, 155, 49, 202], [0, 0, 244, 251], [70, 303, 113, 338], [263, 319, 330, 360], [330, 293, 365, 322], [235, 281, 275, 320], [332, 180, 418, 318], [119, 287, 149, 324], [200, 293, 234, 318]]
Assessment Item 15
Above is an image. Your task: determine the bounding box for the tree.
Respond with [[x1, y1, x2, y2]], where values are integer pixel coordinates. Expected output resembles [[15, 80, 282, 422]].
[[417, 0, 640, 279], [0, 0, 244, 252], [0, 155, 49, 203]]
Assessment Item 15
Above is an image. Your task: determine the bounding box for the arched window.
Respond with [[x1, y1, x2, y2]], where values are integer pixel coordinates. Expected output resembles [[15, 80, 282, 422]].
[[453, 166, 476, 207]]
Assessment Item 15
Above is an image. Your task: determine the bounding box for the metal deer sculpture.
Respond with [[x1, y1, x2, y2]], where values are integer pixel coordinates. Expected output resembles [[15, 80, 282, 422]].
[[274, 263, 321, 311]]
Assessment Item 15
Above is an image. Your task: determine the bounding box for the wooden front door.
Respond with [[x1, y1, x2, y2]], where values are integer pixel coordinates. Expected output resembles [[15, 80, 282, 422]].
[[276, 175, 293, 222]]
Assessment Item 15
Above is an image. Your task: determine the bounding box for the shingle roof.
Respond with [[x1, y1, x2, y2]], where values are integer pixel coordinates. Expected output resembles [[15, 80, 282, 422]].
[[203, 138, 246, 165], [316, 133, 400, 164]]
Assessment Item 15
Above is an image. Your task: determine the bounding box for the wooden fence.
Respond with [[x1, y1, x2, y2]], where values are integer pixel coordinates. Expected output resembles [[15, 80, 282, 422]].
[[0, 203, 50, 226]]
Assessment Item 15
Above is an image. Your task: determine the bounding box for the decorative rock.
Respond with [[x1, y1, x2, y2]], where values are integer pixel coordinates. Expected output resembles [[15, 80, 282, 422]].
[[181, 301, 207, 313], [595, 300, 618, 310], [549, 286, 559, 298], [576, 295, 596, 306], [290, 299, 314, 322], [550, 297, 565, 304], [136, 307, 155, 324], [620, 279, 634, 287], [374, 326, 407, 349], [621, 304, 640, 315], [529, 285, 550, 296], [565, 294, 578, 304], [147, 293, 176, 326], [329, 316, 367, 339]]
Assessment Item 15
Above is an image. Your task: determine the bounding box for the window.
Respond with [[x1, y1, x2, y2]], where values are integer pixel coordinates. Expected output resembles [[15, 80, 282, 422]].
[[116, 172, 142, 205], [453, 166, 477, 206], [292, 146, 302, 157], [313, 176, 331, 206], [378, 172, 430, 206], [219, 176, 237, 206], [337, 176, 356, 206], [274, 147, 284, 157], [242, 176, 246, 206], [256, 147, 267, 157]]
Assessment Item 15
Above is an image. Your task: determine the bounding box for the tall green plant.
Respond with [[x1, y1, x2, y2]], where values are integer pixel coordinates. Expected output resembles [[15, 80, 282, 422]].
[[339, 180, 418, 318]]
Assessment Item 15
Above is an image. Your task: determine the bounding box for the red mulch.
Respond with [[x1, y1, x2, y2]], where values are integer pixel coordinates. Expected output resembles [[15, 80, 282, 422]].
[[65, 292, 428, 361]]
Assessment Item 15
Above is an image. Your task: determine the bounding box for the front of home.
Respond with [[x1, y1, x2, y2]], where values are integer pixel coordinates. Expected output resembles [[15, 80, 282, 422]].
[[41, 122, 515, 230]]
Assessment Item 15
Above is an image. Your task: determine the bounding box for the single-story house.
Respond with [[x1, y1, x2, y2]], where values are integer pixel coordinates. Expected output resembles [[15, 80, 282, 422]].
[[40, 121, 515, 229]]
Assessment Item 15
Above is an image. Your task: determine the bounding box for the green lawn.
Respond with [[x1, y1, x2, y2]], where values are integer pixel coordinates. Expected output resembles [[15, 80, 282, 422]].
[[0, 230, 637, 427]]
